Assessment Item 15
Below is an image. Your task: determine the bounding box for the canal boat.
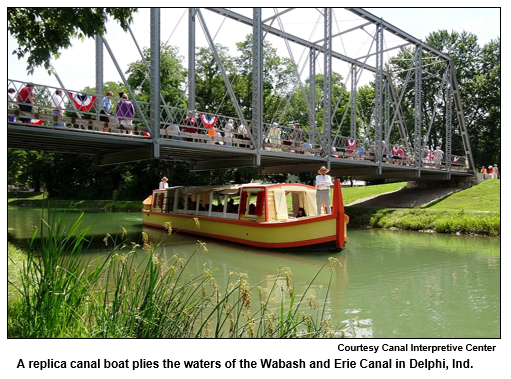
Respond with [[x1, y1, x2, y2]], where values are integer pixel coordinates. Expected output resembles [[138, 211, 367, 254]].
[[142, 179, 348, 251]]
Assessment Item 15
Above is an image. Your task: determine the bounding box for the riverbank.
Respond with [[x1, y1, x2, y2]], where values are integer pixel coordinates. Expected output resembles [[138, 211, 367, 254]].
[[345, 179, 500, 236], [8, 179, 500, 236], [8, 198, 141, 211]]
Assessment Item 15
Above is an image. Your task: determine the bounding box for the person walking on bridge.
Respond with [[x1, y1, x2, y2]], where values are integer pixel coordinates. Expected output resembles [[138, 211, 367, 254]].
[[51, 89, 65, 127], [8, 88, 17, 122], [315, 166, 333, 215], [183, 111, 198, 142], [116, 93, 135, 134], [17, 82, 35, 124]]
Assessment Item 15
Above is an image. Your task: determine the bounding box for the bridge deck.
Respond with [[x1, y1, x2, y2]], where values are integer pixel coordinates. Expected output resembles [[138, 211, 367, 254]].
[[7, 118, 471, 182]]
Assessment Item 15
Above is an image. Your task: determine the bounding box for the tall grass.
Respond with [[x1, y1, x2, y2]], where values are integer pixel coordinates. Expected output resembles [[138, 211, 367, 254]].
[[8, 215, 346, 338]]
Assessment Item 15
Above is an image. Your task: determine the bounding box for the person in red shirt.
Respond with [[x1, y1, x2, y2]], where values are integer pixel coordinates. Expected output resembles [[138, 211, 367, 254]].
[[183, 111, 198, 141], [17, 82, 35, 124]]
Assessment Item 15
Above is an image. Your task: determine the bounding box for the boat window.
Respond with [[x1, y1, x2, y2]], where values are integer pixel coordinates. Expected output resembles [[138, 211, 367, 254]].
[[242, 190, 264, 217], [210, 192, 224, 213], [226, 195, 239, 214], [186, 194, 197, 214], [164, 190, 175, 213], [176, 190, 186, 210]]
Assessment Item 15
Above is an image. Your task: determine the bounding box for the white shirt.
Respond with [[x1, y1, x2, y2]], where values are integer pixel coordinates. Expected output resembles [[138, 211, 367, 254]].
[[51, 94, 64, 109], [224, 122, 234, 138], [315, 174, 333, 190], [159, 181, 169, 190], [238, 124, 248, 137]]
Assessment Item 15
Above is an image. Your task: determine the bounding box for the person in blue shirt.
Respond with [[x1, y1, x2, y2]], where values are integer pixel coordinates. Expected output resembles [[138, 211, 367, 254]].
[[100, 91, 113, 131]]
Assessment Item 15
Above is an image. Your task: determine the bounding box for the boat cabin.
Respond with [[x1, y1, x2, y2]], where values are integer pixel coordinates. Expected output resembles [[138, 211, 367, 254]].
[[144, 183, 322, 222]]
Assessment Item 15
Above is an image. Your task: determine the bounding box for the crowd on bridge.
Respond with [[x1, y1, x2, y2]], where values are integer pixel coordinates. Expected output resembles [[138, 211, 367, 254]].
[[8, 83, 469, 172], [8, 84, 137, 134]]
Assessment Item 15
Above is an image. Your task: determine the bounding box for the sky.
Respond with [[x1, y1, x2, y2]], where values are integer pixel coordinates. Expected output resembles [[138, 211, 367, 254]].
[[7, 7, 501, 94]]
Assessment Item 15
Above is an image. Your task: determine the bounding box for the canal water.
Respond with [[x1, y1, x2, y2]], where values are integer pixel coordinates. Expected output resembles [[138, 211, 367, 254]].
[[8, 206, 500, 338]]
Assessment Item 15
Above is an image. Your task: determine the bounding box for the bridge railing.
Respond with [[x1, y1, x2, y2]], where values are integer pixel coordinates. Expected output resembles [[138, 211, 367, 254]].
[[159, 106, 255, 147], [8, 80, 149, 134], [8, 79, 470, 173]]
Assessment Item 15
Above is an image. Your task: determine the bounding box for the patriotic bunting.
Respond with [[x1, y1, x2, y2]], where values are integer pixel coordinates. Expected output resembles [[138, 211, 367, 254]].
[[68, 92, 96, 111], [31, 119, 44, 125], [347, 138, 357, 148], [453, 156, 460, 163], [200, 113, 218, 129]]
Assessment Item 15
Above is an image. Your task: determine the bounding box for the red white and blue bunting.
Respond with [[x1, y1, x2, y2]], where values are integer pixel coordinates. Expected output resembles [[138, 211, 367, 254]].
[[347, 138, 357, 148], [68, 92, 96, 111], [31, 119, 44, 125], [453, 156, 460, 163], [200, 113, 218, 129], [392, 146, 399, 155]]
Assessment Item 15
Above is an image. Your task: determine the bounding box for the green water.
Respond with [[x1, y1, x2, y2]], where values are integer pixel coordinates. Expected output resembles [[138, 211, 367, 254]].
[[8, 207, 500, 338]]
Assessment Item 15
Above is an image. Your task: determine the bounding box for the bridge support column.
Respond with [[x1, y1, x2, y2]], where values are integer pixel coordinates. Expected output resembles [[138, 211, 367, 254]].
[[188, 8, 196, 112], [150, 8, 161, 158], [323, 8, 332, 165], [252, 8, 263, 165], [95, 34, 103, 122]]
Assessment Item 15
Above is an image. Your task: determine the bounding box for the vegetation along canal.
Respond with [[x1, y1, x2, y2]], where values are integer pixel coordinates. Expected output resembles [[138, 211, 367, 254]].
[[8, 206, 500, 338]]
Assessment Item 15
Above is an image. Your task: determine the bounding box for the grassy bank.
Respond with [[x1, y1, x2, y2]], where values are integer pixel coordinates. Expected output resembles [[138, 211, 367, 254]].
[[346, 208, 500, 236], [345, 180, 500, 236]]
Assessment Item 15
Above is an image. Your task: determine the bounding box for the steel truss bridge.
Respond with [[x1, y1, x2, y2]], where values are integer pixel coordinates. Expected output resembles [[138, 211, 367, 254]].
[[7, 8, 475, 182]]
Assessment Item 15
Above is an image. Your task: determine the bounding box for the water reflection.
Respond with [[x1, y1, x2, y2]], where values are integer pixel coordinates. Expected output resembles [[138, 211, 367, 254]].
[[8, 207, 500, 338]]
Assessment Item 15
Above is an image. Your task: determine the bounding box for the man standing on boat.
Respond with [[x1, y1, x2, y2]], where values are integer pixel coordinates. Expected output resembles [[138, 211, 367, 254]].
[[159, 177, 169, 190], [315, 166, 333, 214]]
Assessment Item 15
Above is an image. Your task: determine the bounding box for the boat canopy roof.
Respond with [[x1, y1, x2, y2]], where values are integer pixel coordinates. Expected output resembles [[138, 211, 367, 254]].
[[168, 184, 242, 195], [165, 183, 314, 196]]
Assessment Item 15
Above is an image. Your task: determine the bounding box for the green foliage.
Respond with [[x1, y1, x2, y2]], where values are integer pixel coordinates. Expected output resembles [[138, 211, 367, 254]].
[[387, 30, 500, 169], [8, 219, 345, 338], [8, 8, 137, 74], [126, 44, 187, 108], [347, 208, 499, 236]]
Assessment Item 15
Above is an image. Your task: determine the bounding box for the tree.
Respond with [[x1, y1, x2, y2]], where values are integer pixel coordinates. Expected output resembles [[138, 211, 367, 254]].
[[386, 30, 501, 170], [125, 44, 187, 108], [194, 44, 237, 116], [8, 8, 137, 74]]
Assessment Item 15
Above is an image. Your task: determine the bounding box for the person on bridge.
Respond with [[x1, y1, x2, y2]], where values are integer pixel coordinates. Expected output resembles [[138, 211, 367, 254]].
[[433, 146, 444, 169], [159, 177, 169, 190], [183, 111, 198, 141], [17, 82, 35, 124], [480, 166, 487, 174], [237, 121, 249, 148], [116, 93, 135, 134], [223, 119, 234, 147], [51, 89, 65, 127], [8, 88, 17, 122], [315, 166, 333, 215], [99, 91, 114, 131], [292, 122, 302, 149]]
